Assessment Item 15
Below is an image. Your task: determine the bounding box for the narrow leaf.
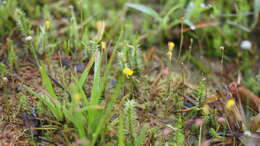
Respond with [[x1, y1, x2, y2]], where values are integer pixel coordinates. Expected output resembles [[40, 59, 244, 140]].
[[79, 52, 97, 88], [39, 64, 57, 98], [126, 3, 161, 21], [134, 125, 148, 146]]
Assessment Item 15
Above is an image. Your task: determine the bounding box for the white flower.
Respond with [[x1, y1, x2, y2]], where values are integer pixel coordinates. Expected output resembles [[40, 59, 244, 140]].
[[244, 130, 252, 137], [25, 36, 33, 41], [2, 77, 8, 83], [240, 40, 252, 50], [200, 3, 206, 8]]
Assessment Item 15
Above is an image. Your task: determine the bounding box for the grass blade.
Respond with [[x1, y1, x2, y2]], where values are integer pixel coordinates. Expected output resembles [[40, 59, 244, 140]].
[[91, 74, 124, 145], [118, 112, 125, 146], [126, 3, 161, 21], [79, 52, 97, 88], [134, 125, 148, 146], [39, 64, 57, 98]]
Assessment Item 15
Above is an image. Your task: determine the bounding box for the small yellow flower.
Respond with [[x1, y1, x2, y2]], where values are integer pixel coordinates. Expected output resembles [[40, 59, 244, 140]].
[[123, 67, 134, 76], [96, 21, 106, 31], [101, 41, 106, 50], [202, 104, 210, 114], [73, 93, 81, 103], [167, 42, 175, 60], [226, 99, 235, 109], [168, 42, 175, 51], [166, 51, 172, 59], [45, 20, 51, 29]]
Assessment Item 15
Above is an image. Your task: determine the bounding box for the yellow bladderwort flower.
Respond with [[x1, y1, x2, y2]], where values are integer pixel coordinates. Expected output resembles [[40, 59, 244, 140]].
[[202, 104, 210, 114], [226, 99, 235, 109], [123, 67, 134, 77], [73, 93, 81, 103], [168, 41, 175, 51], [45, 20, 51, 29], [167, 41, 175, 60], [166, 51, 172, 58], [101, 41, 106, 50]]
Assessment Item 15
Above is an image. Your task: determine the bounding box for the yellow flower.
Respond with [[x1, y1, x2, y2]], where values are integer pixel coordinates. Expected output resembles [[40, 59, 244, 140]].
[[101, 41, 106, 50], [226, 99, 235, 109], [123, 67, 134, 76], [168, 42, 175, 51], [96, 21, 106, 31], [202, 104, 210, 114], [167, 42, 175, 60], [45, 20, 51, 29], [166, 51, 172, 59], [73, 93, 81, 103]]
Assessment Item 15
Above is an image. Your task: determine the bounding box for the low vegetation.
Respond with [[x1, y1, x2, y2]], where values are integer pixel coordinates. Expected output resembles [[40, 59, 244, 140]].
[[0, 0, 260, 145]]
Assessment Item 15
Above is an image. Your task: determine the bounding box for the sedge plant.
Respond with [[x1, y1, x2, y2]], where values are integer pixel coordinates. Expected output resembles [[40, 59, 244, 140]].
[[24, 48, 127, 145]]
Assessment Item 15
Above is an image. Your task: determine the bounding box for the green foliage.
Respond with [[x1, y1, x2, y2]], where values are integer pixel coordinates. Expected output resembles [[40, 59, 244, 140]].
[[118, 112, 125, 146], [194, 80, 207, 106], [7, 40, 18, 70], [25, 50, 126, 145], [134, 125, 148, 146], [35, 26, 47, 55], [172, 93, 184, 112], [24, 85, 64, 121], [18, 95, 27, 106], [124, 99, 138, 142], [209, 128, 222, 138], [118, 40, 143, 72], [14, 9, 33, 37], [184, 0, 212, 29], [13, 8, 38, 58], [126, 2, 182, 31], [0, 0, 256, 58], [0, 0, 17, 40], [39, 64, 57, 98], [245, 76, 260, 95], [0, 63, 7, 77], [126, 3, 161, 22], [186, 53, 210, 74], [167, 116, 185, 146], [119, 99, 147, 146]]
